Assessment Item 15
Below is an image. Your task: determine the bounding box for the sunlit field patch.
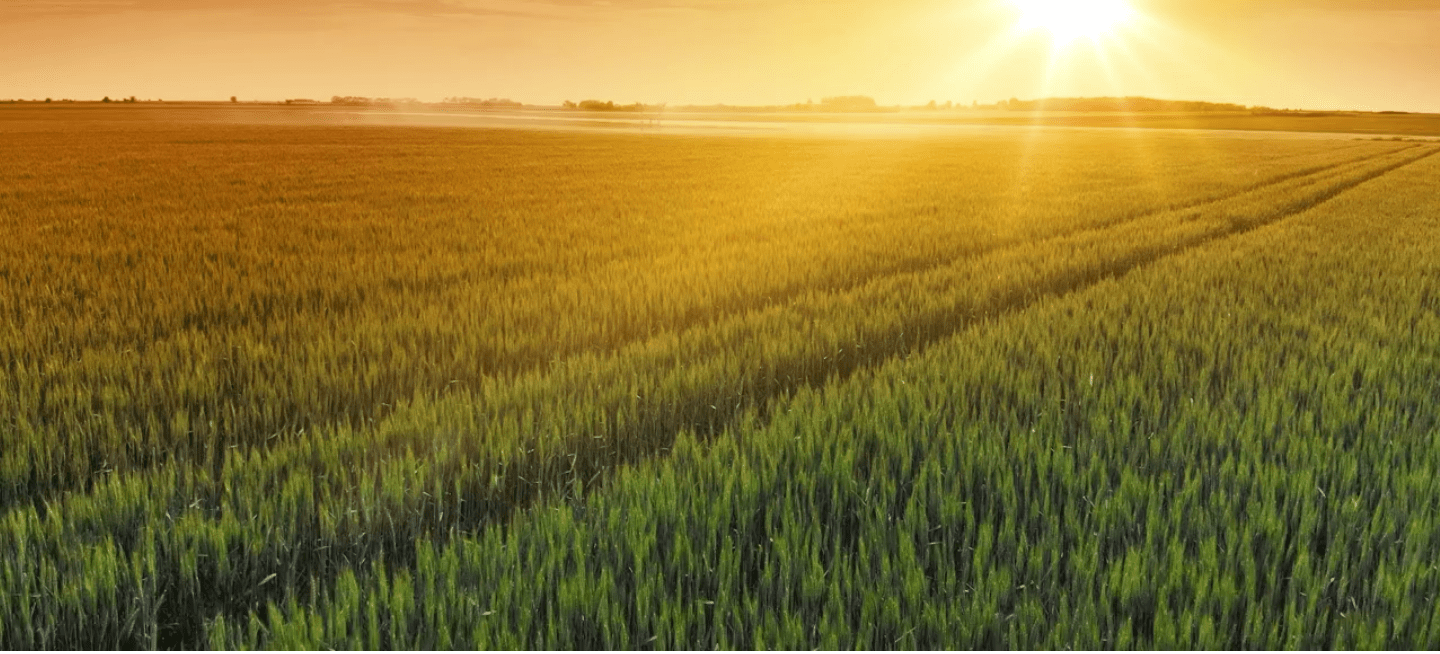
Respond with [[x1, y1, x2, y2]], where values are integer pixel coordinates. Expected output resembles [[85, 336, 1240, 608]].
[[2, 106, 1439, 648]]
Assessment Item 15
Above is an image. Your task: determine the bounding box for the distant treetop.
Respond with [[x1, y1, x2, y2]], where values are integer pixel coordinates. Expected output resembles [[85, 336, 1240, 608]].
[[991, 96, 1249, 112], [444, 97, 522, 107], [568, 100, 650, 112], [331, 96, 420, 106]]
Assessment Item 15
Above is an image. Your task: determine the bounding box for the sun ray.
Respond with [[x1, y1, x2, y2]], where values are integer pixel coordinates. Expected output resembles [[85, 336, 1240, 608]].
[[922, 12, 1040, 105], [1011, 0, 1135, 43], [1119, 14, 1250, 107]]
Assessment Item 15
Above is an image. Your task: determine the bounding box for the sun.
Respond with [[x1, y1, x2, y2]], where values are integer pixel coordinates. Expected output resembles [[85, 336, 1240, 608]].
[[1011, 0, 1134, 43]]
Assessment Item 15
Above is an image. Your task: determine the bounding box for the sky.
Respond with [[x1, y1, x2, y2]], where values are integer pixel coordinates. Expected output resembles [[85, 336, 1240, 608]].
[[2, 0, 1439, 112]]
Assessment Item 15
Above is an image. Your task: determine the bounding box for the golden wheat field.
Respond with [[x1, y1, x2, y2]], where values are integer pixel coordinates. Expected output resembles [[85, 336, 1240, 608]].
[[2, 104, 1439, 648]]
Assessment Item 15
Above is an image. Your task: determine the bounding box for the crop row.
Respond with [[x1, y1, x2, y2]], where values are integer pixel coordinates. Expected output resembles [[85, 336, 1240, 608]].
[[0, 124, 1410, 508], [0, 123, 1434, 646], [203, 143, 1440, 649]]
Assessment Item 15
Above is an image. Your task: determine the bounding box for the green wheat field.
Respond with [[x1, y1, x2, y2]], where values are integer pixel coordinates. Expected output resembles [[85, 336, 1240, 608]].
[[2, 104, 1439, 649]]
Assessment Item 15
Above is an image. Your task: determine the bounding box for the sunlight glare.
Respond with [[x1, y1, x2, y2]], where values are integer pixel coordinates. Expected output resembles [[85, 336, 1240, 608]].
[[1012, 0, 1134, 43]]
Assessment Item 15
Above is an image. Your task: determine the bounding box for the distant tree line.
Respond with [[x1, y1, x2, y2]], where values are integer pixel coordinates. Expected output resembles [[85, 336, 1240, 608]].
[[916, 100, 956, 110], [1246, 106, 1347, 117], [330, 96, 421, 107], [444, 97, 522, 107], [0, 96, 171, 103], [989, 96, 1250, 112], [562, 100, 651, 112], [772, 96, 886, 112]]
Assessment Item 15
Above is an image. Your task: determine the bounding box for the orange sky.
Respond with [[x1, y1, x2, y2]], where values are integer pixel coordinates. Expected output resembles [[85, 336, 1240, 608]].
[[3, 0, 1439, 111]]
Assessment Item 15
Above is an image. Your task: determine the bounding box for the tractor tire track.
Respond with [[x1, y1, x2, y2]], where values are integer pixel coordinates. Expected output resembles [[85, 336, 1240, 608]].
[[11, 143, 1436, 650], [4, 142, 1413, 520], [527, 143, 1419, 376], [410, 142, 1440, 541]]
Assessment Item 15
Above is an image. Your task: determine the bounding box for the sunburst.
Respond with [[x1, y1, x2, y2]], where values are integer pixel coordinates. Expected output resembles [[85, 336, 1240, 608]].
[[1012, 0, 1135, 43]]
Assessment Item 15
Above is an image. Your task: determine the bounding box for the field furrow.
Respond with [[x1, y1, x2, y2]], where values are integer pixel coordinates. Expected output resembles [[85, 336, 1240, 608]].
[[4, 105, 1440, 649], [212, 134, 1440, 650], [1, 129, 1405, 510], [1, 121, 1433, 648]]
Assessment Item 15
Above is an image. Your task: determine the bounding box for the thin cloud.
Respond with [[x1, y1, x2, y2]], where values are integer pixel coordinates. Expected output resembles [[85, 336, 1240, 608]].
[[0, 0, 776, 20], [1, 0, 543, 18], [352, 0, 567, 19], [1140, 0, 1440, 13], [1271, 0, 1440, 9], [9, 0, 1440, 18]]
